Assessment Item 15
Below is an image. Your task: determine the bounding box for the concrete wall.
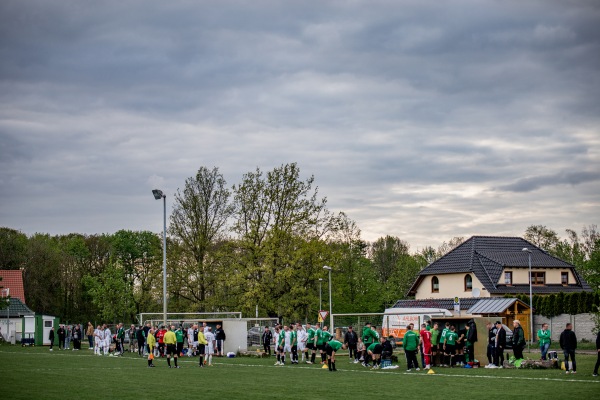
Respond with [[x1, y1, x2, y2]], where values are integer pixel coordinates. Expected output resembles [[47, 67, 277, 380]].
[[534, 313, 597, 342]]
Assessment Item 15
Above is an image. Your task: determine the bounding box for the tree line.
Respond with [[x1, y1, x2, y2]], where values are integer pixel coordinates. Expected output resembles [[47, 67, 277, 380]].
[[1, 163, 598, 325]]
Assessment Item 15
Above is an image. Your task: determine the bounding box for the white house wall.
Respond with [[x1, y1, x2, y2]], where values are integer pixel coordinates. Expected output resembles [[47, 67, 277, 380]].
[[497, 268, 576, 285], [415, 273, 490, 300]]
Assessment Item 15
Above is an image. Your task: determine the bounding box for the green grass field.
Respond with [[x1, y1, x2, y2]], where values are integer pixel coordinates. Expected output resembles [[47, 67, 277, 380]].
[[2, 344, 598, 399]]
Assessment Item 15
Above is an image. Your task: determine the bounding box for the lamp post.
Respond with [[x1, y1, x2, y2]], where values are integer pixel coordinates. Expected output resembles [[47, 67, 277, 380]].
[[319, 278, 323, 310], [323, 266, 333, 335], [152, 189, 167, 327], [522, 248, 533, 347]]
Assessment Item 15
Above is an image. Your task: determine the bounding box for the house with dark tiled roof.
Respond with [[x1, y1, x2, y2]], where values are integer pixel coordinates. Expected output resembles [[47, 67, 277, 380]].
[[407, 236, 592, 299]]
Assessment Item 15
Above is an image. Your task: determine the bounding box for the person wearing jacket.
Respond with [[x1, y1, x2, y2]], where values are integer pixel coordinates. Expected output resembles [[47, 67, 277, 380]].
[[344, 326, 359, 362], [466, 318, 478, 363], [593, 330, 599, 377], [49, 326, 55, 351], [511, 320, 525, 360], [537, 323, 551, 360], [261, 326, 273, 356], [559, 322, 577, 374], [493, 321, 506, 368], [215, 324, 226, 357]]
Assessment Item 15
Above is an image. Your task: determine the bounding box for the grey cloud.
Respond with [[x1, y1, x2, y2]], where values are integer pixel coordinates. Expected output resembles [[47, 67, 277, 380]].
[[497, 171, 600, 193]]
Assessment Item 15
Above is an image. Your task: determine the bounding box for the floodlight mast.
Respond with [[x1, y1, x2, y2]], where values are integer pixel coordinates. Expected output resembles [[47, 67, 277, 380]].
[[152, 189, 167, 326], [323, 266, 333, 335], [522, 247, 533, 347]]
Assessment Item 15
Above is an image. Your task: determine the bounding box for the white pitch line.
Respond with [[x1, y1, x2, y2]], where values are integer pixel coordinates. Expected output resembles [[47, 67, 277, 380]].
[[2, 351, 598, 385]]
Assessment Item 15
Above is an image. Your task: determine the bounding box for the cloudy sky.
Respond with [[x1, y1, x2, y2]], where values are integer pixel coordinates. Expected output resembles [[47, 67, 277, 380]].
[[1, 0, 598, 250]]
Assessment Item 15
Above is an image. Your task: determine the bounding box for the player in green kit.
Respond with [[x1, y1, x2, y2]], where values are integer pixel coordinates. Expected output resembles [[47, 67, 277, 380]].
[[290, 325, 298, 364], [306, 323, 316, 364], [361, 322, 376, 367], [324, 338, 347, 371], [175, 325, 185, 356], [277, 327, 286, 365], [367, 337, 385, 369], [443, 325, 459, 367], [315, 323, 326, 365]]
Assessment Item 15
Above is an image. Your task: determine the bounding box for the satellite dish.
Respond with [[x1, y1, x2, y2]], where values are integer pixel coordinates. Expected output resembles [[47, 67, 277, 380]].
[[472, 288, 481, 298]]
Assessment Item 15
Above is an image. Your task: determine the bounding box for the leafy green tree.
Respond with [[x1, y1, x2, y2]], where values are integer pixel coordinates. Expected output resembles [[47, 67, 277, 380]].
[[111, 230, 162, 318], [231, 163, 332, 319], [369, 235, 423, 307], [168, 166, 234, 309], [83, 262, 134, 323], [524, 225, 560, 253], [0, 227, 28, 270], [22, 234, 63, 316]]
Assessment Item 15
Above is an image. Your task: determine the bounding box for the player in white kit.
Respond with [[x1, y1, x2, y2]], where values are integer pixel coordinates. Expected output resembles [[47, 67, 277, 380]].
[[103, 324, 112, 355], [204, 327, 216, 366]]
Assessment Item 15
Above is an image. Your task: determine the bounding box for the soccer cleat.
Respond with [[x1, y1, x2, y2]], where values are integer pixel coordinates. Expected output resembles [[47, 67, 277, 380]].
[[592, 374, 598, 377], [175, 366, 181, 369], [416, 368, 420, 371], [565, 371, 570, 374], [571, 371, 576, 374], [354, 360, 359, 364], [407, 369, 412, 372], [306, 361, 312, 364]]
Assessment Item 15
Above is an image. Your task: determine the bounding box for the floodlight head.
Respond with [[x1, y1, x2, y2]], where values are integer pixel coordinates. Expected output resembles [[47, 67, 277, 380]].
[[522, 248, 531, 253], [323, 265, 332, 271], [152, 189, 165, 200]]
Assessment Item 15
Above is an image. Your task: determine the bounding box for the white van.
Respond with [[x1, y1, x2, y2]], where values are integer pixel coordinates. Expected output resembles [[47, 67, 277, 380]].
[[381, 307, 453, 342]]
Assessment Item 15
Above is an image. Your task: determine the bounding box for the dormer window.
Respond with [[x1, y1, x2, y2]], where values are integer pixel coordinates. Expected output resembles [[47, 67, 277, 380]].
[[531, 271, 545, 285], [464, 274, 473, 291], [431, 276, 439, 293], [561, 271, 569, 285], [504, 271, 513, 285]]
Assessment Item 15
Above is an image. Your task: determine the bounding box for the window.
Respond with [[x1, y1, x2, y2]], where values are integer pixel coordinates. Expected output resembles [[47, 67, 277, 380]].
[[431, 276, 439, 293], [44, 321, 53, 328], [504, 271, 513, 285], [561, 271, 569, 285], [531, 271, 546, 285], [464, 274, 473, 291]]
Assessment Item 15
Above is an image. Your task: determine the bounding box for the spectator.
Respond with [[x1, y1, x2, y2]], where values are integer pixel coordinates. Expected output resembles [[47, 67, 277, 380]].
[[493, 321, 506, 368], [136, 325, 146, 357], [57, 325, 65, 350], [559, 322, 577, 374], [466, 318, 477, 363], [215, 324, 226, 357], [86, 322, 94, 350], [262, 326, 273, 357], [129, 325, 137, 353], [511, 320, 525, 360], [65, 325, 72, 350], [49, 326, 55, 351], [344, 326, 359, 363], [537, 323, 551, 361], [73, 324, 82, 351], [485, 322, 496, 367]]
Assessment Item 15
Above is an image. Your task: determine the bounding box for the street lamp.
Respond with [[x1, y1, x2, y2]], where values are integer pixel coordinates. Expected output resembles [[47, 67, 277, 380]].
[[522, 248, 533, 348], [319, 278, 323, 310], [152, 189, 167, 327], [323, 266, 333, 335]]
